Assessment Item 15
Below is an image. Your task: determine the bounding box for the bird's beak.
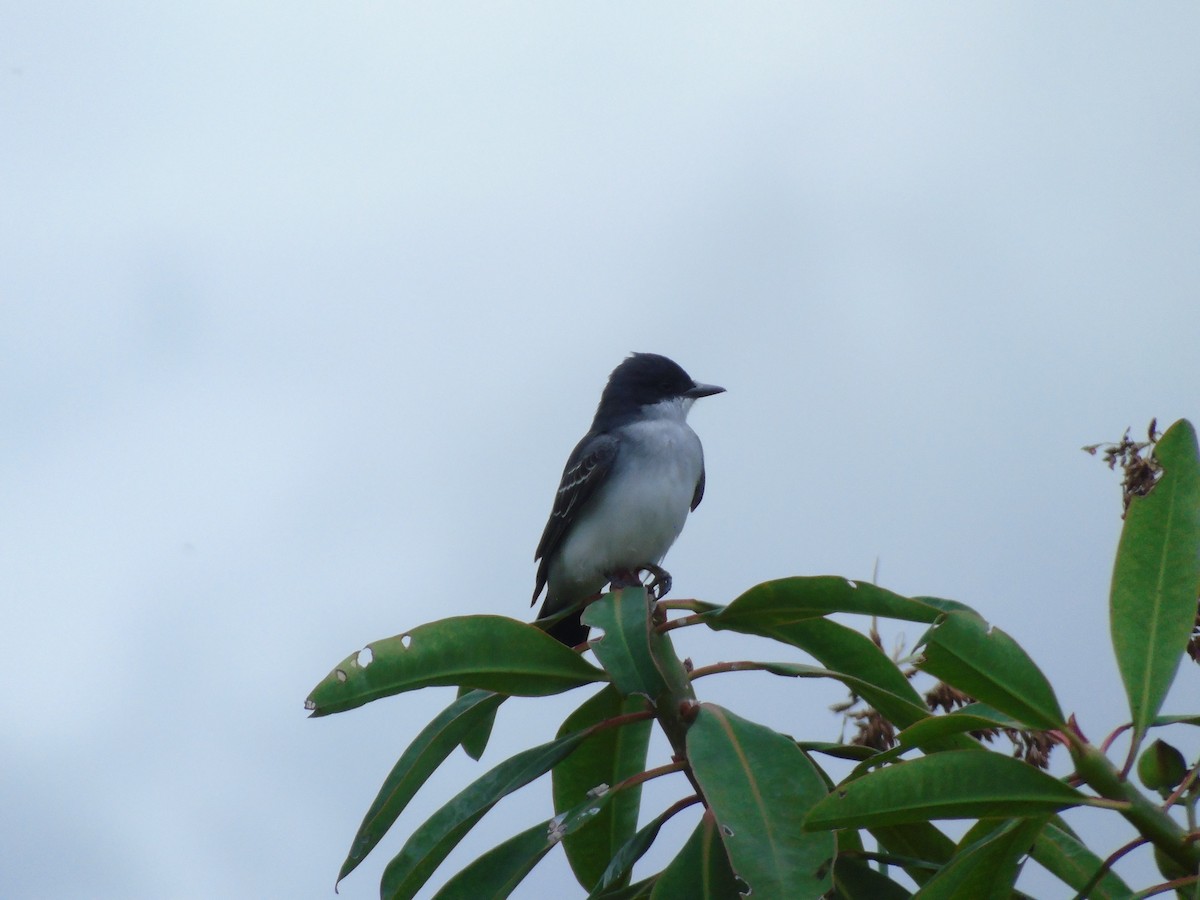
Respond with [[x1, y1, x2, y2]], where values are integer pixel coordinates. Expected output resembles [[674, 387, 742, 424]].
[[685, 382, 726, 399]]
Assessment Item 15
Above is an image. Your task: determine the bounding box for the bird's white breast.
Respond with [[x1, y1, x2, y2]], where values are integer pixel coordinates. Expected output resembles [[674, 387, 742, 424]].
[[549, 411, 704, 597]]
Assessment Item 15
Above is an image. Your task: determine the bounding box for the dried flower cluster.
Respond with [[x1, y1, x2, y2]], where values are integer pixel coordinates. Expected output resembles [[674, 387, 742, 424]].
[[1082, 419, 1162, 516], [1085, 419, 1200, 666]]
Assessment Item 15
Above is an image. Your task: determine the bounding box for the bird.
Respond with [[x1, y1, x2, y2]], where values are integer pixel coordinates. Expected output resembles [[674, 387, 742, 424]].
[[531, 352, 725, 646]]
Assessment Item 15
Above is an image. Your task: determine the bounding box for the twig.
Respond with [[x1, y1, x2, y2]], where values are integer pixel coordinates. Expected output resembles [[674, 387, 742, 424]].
[[1071, 835, 1147, 900], [656, 613, 706, 634], [1163, 760, 1200, 811], [1133, 874, 1200, 898]]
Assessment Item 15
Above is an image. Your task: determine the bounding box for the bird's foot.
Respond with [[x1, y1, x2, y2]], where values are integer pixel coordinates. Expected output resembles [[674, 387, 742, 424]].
[[607, 569, 643, 590], [642, 564, 672, 600]]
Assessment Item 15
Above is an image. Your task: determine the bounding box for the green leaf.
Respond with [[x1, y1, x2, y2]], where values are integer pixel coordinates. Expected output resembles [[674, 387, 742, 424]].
[[711, 577, 977, 630], [806, 751, 1085, 830], [706, 661, 932, 735], [831, 857, 912, 899], [1110, 418, 1200, 748], [712, 615, 932, 730], [430, 820, 552, 900], [1029, 819, 1133, 899], [797, 742, 880, 762], [583, 588, 668, 699], [337, 689, 504, 885], [912, 816, 1047, 899], [590, 801, 693, 896], [596, 875, 659, 899], [869, 823, 955, 887], [379, 727, 592, 900], [918, 611, 1066, 731], [1151, 714, 1200, 727], [650, 811, 740, 900], [553, 686, 652, 891], [306, 616, 604, 716], [455, 685, 503, 760], [687, 704, 835, 900], [895, 703, 1024, 750]]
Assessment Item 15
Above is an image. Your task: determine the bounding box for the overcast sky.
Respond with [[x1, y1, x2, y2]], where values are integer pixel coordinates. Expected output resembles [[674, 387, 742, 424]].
[[4, 5, 1199, 898]]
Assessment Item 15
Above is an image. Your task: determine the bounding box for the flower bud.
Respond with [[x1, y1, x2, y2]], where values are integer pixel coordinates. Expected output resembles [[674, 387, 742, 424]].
[[1137, 738, 1187, 793]]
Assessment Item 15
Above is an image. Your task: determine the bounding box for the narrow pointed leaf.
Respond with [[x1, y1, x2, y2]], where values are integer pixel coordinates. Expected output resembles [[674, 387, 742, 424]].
[[379, 727, 592, 899], [798, 742, 880, 762], [597, 875, 658, 899], [455, 685, 503, 760], [806, 751, 1085, 830], [869, 823, 956, 887], [553, 685, 652, 891], [687, 704, 835, 900], [831, 857, 912, 899], [583, 588, 667, 699], [895, 703, 1024, 750], [712, 615, 931, 729], [651, 811, 740, 900], [1110, 418, 1200, 748], [712, 577, 977, 630], [590, 801, 693, 896], [337, 689, 504, 884], [431, 774, 653, 900], [431, 820, 553, 900], [711, 661, 933, 735], [307, 616, 604, 716], [912, 816, 1047, 899], [918, 611, 1066, 731], [1153, 714, 1200, 727], [1030, 819, 1133, 899]]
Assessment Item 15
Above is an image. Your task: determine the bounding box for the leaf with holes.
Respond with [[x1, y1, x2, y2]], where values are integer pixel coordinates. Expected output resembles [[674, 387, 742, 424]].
[[650, 811, 740, 900], [306, 615, 604, 716], [711, 576, 977, 631], [1110, 418, 1200, 749], [687, 704, 834, 900]]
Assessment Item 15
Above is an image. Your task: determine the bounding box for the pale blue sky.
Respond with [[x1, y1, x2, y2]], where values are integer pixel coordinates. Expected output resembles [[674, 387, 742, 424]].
[[3, 5, 1198, 897]]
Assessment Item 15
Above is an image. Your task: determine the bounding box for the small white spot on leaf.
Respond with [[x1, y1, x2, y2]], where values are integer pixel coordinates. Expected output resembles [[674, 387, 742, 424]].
[[304, 699, 315, 710], [357, 646, 374, 667], [547, 813, 567, 844], [400, 633, 412, 649], [335, 668, 348, 683], [844, 579, 858, 589], [587, 783, 609, 798], [721, 824, 735, 837]]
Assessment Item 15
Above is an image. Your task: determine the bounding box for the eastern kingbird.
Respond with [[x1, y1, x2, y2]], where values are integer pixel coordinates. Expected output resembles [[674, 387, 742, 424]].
[[532, 353, 725, 646]]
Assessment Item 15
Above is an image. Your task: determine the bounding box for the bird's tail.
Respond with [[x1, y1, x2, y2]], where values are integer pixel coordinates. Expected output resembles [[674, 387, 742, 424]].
[[535, 595, 591, 647]]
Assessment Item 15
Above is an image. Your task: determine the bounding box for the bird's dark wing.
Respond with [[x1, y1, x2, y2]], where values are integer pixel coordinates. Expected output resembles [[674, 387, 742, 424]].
[[690, 464, 706, 511], [532, 432, 619, 603]]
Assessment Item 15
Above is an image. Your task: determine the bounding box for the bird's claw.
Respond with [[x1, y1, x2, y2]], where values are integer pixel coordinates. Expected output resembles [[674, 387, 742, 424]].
[[642, 564, 672, 600]]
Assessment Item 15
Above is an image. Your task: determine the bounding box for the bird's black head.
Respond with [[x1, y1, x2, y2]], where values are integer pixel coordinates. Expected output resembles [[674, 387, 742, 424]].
[[593, 352, 724, 426]]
